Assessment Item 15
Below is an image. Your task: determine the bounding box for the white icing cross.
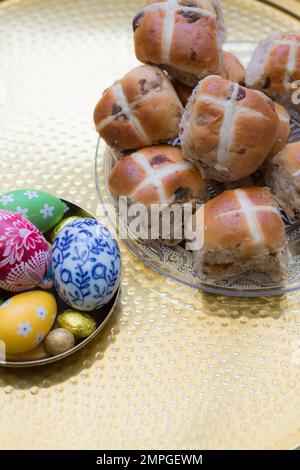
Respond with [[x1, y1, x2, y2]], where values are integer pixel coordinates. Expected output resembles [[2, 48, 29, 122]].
[[196, 85, 267, 169], [96, 84, 162, 133], [129, 151, 194, 203], [215, 189, 279, 244], [277, 110, 290, 122], [96, 83, 152, 145], [272, 39, 300, 90], [140, 0, 216, 64]]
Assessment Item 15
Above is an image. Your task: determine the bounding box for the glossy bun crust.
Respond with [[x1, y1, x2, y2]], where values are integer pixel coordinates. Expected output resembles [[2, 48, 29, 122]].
[[171, 51, 245, 107], [94, 65, 183, 151], [133, 0, 226, 87], [193, 187, 287, 280], [180, 75, 279, 182], [269, 103, 290, 158], [222, 51, 245, 84], [109, 144, 207, 205], [109, 144, 207, 245], [245, 33, 300, 108]]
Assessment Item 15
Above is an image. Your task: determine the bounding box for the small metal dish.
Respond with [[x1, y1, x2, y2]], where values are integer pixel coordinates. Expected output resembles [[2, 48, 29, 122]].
[[0, 199, 121, 368]]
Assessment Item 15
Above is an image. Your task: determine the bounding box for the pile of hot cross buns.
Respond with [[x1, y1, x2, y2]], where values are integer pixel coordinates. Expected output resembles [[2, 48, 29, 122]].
[[94, 0, 300, 282]]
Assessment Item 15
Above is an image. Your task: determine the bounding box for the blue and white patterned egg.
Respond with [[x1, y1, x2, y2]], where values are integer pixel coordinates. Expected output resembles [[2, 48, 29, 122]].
[[52, 218, 121, 312]]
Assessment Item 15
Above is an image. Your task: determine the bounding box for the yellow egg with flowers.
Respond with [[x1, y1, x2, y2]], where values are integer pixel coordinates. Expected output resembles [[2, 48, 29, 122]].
[[0, 291, 57, 354]]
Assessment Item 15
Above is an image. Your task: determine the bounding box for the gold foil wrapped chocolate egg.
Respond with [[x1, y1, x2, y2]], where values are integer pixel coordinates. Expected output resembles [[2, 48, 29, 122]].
[[57, 310, 96, 338], [49, 216, 82, 244], [44, 328, 75, 356]]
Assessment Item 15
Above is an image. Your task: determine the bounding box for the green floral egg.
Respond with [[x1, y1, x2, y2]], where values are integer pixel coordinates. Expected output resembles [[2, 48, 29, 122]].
[[0, 189, 65, 233]]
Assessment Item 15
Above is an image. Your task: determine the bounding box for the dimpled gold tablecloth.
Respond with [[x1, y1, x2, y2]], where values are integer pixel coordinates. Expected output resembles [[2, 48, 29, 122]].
[[1, 0, 300, 450]]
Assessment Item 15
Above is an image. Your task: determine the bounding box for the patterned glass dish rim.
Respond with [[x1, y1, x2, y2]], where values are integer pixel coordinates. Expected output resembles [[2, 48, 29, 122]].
[[95, 40, 300, 298], [1, 199, 121, 368]]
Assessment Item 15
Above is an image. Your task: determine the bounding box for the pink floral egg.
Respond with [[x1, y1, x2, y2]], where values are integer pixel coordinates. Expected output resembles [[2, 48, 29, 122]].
[[0, 210, 51, 292]]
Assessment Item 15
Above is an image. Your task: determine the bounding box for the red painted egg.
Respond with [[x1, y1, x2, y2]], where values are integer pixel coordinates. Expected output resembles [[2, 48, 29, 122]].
[[0, 210, 51, 292]]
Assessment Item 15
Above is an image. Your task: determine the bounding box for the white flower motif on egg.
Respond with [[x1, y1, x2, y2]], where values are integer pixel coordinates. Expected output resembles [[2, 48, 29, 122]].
[[24, 190, 39, 200], [36, 305, 48, 320], [0, 291, 57, 354], [40, 204, 54, 219], [17, 321, 33, 337], [0, 190, 65, 234], [0, 194, 14, 206], [16, 206, 29, 218]]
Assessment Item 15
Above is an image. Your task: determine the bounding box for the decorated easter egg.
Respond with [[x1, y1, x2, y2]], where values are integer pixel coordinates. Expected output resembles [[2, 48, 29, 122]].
[[6, 341, 48, 362], [0, 210, 51, 292], [0, 189, 65, 233], [52, 218, 121, 311], [0, 291, 57, 354], [49, 216, 83, 244]]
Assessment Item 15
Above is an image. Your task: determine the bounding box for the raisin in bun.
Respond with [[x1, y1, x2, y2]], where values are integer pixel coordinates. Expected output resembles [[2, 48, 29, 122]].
[[109, 145, 207, 244], [180, 75, 279, 182], [193, 187, 288, 281], [133, 0, 226, 87], [266, 142, 300, 219], [94, 65, 183, 151], [245, 33, 300, 109]]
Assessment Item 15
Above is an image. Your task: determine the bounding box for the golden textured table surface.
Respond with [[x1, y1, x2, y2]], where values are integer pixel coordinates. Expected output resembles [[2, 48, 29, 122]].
[[1, 0, 300, 450]]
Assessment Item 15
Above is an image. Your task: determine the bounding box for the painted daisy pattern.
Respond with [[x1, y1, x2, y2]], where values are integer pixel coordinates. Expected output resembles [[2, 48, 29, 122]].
[[40, 204, 54, 219], [17, 321, 33, 337], [0, 194, 14, 206], [24, 190, 39, 200], [15, 206, 29, 218], [36, 305, 48, 320]]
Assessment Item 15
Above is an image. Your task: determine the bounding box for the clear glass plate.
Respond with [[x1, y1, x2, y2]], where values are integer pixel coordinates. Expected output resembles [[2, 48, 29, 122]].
[[95, 41, 300, 297]]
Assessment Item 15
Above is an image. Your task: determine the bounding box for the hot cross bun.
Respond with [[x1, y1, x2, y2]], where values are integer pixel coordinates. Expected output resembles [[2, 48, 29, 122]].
[[94, 65, 183, 151], [133, 0, 226, 87], [180, 75, 279, 182], [109, 144, 206, 205], [193, 187, 288, 281], [245, 33, 300, 109], [266, 142, 300, 219], [171, 51, 245, 107], [109, 144, 207, 244]]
